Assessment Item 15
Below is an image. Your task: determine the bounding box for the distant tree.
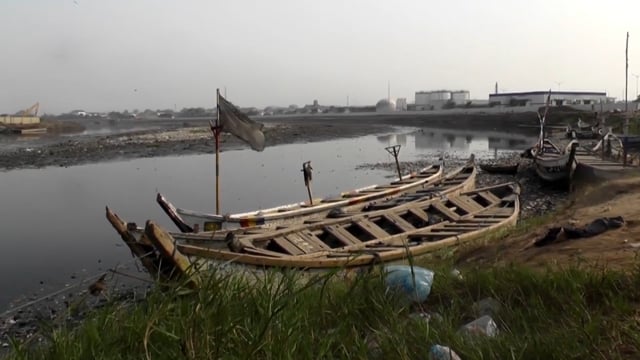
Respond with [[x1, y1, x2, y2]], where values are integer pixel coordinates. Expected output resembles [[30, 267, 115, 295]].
[[179, 107, 207, 117]]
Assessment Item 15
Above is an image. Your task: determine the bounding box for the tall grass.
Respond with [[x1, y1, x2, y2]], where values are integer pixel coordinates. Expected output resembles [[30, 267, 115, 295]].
[[6, 262, 640, 359]]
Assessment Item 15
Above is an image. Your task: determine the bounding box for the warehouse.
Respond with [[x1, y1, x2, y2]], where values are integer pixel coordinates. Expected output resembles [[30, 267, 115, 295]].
[[488, 91, 611, 106]]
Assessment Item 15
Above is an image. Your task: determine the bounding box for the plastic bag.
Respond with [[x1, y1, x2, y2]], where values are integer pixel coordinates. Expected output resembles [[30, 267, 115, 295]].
[[384, 265, 434, 303], [459, 315, 498, 337], [430, 345, 462, 360]]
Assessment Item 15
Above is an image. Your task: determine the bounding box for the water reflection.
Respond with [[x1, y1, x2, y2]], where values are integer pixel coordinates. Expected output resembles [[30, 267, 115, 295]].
[[378, 128, 533, 153]]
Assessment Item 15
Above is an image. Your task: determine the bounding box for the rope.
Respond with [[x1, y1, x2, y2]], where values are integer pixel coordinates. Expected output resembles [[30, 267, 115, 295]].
[[0, 251, 156, 318]]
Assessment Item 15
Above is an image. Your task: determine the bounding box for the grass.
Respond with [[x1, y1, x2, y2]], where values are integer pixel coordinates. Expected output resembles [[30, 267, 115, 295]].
[[6, 259, 640, 360]]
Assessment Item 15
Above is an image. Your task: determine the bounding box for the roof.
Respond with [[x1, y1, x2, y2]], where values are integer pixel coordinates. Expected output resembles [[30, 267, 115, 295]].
[[490, 90, 607, 97]]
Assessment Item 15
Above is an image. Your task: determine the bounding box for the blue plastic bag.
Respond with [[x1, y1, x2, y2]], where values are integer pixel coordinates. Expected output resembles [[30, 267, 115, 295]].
[[384, 265, 434, 303]]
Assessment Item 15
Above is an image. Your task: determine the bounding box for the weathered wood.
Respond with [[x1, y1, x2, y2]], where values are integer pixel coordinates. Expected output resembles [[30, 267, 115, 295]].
[[323, 225, 362, 246], [383, 213, 416, 232], [144, 221, 200, 288], [105, 207, 163, 278], [431, 202, 461, 221]]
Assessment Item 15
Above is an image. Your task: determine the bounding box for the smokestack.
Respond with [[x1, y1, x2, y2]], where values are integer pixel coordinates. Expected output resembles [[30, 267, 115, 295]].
[[495, 82, 498, 94], [387, 80, 390, 100]]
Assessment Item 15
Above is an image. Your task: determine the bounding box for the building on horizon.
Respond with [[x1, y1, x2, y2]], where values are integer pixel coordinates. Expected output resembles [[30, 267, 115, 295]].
[[414, 90, 470, 110], [488, 90, 614, 107]]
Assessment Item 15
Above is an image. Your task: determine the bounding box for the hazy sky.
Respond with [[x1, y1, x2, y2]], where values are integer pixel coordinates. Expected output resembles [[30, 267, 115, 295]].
[[2, 0, 640, 114]]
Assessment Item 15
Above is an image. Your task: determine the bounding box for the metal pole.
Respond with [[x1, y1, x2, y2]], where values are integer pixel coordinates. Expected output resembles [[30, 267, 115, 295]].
[[625, 32, 629, 134], [385, 145, 402, 180], [215, 89, 221, 215]]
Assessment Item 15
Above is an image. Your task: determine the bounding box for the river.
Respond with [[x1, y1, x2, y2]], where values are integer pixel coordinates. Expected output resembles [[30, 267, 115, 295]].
[[0, 126, 535, 311]]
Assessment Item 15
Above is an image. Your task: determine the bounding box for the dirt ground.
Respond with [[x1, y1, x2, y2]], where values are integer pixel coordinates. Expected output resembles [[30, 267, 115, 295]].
[[457, 176, 640, 270]]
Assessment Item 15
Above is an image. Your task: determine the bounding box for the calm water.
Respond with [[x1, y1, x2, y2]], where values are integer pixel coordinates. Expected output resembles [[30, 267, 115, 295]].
[[0, 127, 535, 310]]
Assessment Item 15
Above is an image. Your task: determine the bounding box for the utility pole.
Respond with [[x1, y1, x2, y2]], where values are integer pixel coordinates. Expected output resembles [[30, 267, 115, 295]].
[[625, 31, 630, 134]]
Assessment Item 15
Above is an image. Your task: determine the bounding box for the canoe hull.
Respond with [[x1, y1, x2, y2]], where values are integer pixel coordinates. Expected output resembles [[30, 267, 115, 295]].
[[127, 182, 519, 275], [161, 162, 448, 231]]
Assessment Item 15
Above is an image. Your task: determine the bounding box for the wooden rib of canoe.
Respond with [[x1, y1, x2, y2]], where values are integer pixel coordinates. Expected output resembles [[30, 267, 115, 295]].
[[106, 182, 519, 277], [157, 160, 447, 231], [160, 156, 477, 243]]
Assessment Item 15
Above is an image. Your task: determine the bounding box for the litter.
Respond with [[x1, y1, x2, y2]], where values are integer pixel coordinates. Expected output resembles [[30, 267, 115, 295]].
[[384, 265, 434, 303], [534, 216, 624, 247]]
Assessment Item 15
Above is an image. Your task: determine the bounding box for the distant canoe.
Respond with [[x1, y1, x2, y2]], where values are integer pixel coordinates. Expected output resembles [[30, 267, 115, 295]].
[[479, 163, 519, 175]]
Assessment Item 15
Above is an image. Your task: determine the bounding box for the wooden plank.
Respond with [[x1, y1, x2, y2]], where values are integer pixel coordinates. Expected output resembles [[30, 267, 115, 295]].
[[298, 231, 332, 250], [144, 221, 200, 288], [272, 236, 305, 255], [323, 225, 362, 245], [383, 213, 415, 232], [284, 233, 316, 254], [355, 219, 390, 239], [242, 246, 287, 257], [475, 207, 513, 217], [478, 191, 501, 205], [430, 202, 461, 221], [407, 207, 431, 222], [448, 197, 480, 213]]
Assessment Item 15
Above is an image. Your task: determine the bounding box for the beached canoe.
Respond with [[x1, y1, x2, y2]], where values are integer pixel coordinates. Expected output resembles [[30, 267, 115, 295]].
[[107, 182, 518, 275], [160, 157, 478, 244], [158, 161, 446, 231], [533, 139, 578, 186]]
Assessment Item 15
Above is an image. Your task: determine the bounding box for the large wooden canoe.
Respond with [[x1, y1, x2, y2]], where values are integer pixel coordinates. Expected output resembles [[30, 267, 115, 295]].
[[533, 139, 578, 186], [164, 158, 477, 244], [159, 157, 475, 235], [158, 161, 446, 231], [109, 182, 518, 275]]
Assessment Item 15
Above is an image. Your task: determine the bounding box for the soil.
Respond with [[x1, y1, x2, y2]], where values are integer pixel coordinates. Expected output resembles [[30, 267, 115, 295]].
[[457, 176, 640, 270]]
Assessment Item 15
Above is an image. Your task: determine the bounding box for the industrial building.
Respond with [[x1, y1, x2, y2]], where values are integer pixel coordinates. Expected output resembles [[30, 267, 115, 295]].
[[488, 91, 612, 107], [415, 90, 470, 110]]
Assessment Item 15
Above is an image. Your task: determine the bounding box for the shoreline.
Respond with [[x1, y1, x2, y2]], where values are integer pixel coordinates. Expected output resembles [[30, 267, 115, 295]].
[[0, 112, 546, 171]]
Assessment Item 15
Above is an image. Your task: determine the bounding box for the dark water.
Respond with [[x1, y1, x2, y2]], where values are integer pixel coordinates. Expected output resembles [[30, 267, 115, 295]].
[[0, 127, 535, 311]]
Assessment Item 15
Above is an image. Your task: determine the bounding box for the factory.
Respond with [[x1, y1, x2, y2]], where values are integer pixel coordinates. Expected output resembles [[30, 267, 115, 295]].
[[414, 90, 470, 110], [488, 90, 613, 107]]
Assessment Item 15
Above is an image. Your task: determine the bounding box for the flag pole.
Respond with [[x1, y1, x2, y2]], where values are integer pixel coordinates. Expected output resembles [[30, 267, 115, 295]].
[[215, 88, 221, 215]]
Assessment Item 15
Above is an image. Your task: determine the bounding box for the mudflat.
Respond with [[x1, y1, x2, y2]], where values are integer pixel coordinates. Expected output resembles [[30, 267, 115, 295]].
[[0, 112, 541, 170]]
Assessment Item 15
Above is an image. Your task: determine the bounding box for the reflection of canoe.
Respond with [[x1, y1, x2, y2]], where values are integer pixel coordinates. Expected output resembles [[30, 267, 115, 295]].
[[158, 161, 445, 231], [107, 182, 519, 274], [479, 163, 518, 175]]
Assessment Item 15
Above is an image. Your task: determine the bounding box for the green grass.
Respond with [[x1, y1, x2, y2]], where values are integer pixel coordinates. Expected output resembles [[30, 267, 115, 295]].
[[7, 261, 640, 360]]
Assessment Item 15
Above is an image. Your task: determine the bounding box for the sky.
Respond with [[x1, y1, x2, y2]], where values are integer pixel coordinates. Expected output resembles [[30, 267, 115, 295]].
[[2, 0, 640, 114]]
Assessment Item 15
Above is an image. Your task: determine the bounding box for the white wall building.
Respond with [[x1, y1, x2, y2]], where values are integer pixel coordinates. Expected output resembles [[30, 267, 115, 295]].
[[488, 91, 611, 107], [415, 90, 469, 110], [395, 98, 407, 111]]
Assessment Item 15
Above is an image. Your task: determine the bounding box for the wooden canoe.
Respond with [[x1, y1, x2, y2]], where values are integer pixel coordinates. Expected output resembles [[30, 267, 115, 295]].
[[158, 161, 445, 231], [159, 157, 476, 241], [533, 139, 578, 186], [112, 182, 518, 276]]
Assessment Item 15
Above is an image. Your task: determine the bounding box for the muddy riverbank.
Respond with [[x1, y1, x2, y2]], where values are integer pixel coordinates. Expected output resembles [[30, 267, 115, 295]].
[[0, 111, 547, 171]]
